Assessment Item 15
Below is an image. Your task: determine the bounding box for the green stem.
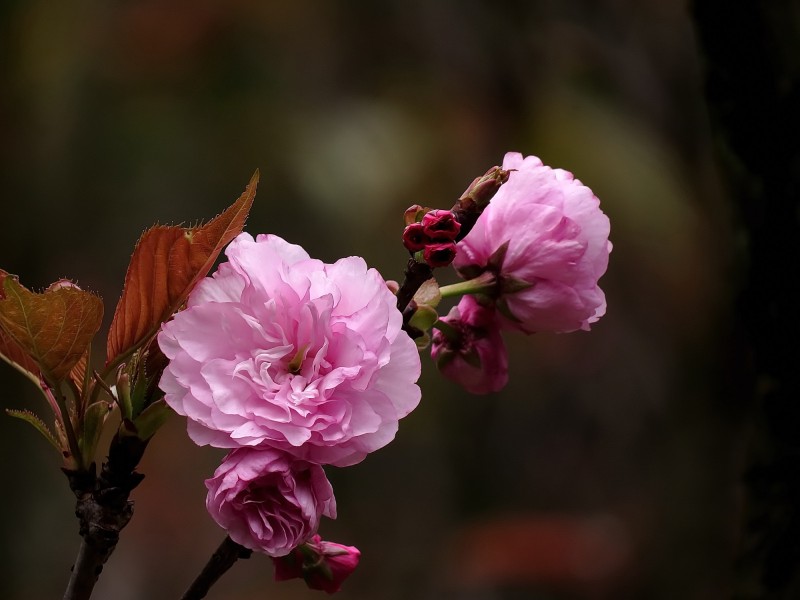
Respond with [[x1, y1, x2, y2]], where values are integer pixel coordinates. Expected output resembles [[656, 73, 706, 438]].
[[438, 271, 496, 299]]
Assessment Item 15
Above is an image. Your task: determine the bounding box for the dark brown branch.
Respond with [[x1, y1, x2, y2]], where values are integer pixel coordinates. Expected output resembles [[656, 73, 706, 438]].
[[62, 435, 148, 600], [181, 536, 253, 600]]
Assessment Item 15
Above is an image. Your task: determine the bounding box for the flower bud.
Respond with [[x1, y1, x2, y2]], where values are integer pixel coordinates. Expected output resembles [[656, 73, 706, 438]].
[[402, 223, 427, 253], [452, 166, 511, 242], [421, 209, 461, 241], [273, 535, 361, 594], [458, 166, 511, 211], [423, 242, 457, 268]]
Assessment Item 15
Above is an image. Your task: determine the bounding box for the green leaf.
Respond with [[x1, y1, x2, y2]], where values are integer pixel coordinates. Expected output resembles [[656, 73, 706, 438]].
[[5, 409, 61, 452], [79, 401, 112, 466], [131, 398, 171, 441]]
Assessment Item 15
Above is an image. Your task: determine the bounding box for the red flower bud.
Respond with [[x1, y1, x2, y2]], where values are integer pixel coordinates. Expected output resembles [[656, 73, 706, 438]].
[[421, 209, 461, 241], [272, 535, 361, 594], [402, 223, 428, 252], [423, 242, 457, 268]]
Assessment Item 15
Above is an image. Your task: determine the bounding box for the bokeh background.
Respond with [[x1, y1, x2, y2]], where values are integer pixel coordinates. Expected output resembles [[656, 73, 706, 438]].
[[0, 1, 744, 599]]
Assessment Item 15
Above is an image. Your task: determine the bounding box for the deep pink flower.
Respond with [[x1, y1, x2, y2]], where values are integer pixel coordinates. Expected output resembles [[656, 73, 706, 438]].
[[158, 233, 421, 467], [205, 448, 336, 557], [454, 152, 611, 333], [431, 295, 508, 394], [273, 534, 361, 594]]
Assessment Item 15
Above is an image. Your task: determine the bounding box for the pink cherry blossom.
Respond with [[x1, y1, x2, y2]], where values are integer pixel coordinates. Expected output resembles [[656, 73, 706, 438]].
[[454, 152, 611, 333], [205, 448, 336, 557], [273, 534, 361, 593], [158, 233, 421, 467], [431, 295, 508, 394]]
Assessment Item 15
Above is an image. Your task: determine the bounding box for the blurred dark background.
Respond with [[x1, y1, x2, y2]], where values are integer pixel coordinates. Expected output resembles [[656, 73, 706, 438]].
[[0, 1, 747, 598]]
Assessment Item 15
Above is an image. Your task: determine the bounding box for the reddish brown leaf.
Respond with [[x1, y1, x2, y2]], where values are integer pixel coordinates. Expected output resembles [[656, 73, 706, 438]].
[[106, 170, 259, 366], [69, 351, 89, 394], [0, 270, 42, 382], [0, 275, 104, 382]]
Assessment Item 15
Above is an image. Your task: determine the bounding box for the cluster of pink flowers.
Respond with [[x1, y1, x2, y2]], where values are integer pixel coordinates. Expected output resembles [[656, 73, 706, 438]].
[[155, 150, 611, 593], [431, 152, 611, 393], [158, 233, 421, 591]]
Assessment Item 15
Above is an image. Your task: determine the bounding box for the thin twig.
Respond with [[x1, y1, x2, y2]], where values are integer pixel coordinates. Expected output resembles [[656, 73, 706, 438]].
[[181, 536, 253, 600]]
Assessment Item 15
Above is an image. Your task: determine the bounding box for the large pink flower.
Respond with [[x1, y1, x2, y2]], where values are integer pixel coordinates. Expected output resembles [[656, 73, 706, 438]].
[[205, 447, 336, 557], [158, 233, 421, 467], [454, 152, 611, 333]]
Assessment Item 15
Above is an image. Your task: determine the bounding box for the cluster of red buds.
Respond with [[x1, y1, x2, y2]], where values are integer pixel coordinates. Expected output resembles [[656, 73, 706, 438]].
[[402, 207, 462, 268]]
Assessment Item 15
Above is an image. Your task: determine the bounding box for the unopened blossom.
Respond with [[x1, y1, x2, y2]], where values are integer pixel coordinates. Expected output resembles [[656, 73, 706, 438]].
[[423, 242, 457, 268], [158, 233, 421, 467], [431, 295, 508, 394], [402, 223, 427, 252], [273, 534, 361, 594], [421, 209, 461, 241], [454, 152, 611, 333], [205, 448, 336, 557]]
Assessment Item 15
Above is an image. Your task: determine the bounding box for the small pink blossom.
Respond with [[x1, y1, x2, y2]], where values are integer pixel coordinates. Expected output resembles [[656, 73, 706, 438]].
[[205, 448, 336, 557], [273, 534, 361, 594], [454, 152, 611, 333], [158, 233, 421, 467], [431, 295, 508, 394]]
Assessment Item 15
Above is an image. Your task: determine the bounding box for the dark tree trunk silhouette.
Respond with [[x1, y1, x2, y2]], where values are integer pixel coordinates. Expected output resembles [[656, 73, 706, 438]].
[[693, 1, 800, 597]]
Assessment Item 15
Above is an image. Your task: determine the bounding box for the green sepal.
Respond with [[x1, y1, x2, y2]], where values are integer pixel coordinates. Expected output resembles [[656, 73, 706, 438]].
[[497, 298, 523, 323], [414, 332, 431, 351], [500, 275, 533, 295], [461, 347, 482, 369], [486, 240, 510, 272], [115, 370, 133, 420], [5, 408, 61, 452], [455, 263, 483, 280], [129, 356, 150, 418], [79, 401, 113, 467], [409, 305, 439, 332], [131, 398, 171, 441]]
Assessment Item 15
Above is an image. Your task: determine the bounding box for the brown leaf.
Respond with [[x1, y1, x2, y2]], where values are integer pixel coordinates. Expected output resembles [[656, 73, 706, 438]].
[[106, 170, 259, 366], [0, 270, 43, 382], [0, 275, 104, 382], [69, 351, 89, 394]]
